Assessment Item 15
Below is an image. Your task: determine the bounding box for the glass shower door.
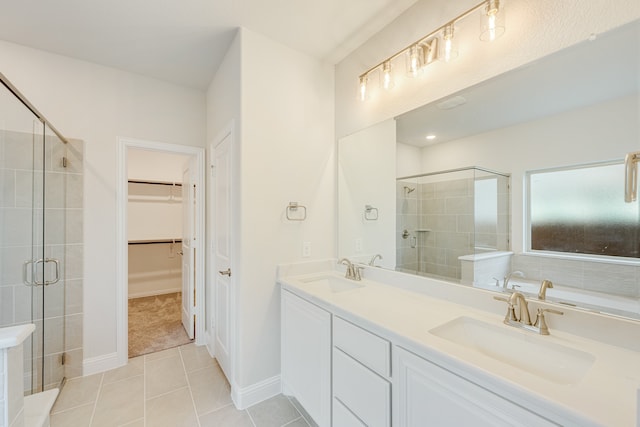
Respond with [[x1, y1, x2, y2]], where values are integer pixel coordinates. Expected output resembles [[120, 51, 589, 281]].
[[0, 80, 66, 395]]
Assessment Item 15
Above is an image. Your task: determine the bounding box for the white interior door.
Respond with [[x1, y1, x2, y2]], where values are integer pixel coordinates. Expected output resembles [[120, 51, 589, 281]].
[[213, 133, 232, 379], [181, 158, 196, 339]]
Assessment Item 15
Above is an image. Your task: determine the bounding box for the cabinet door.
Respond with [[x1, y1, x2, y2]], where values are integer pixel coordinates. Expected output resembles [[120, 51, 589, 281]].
[[394, 347, 558, 427], [281, 291, 331, 427]]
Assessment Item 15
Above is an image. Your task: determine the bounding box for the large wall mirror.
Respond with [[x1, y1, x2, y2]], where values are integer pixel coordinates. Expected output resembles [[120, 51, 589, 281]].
[[338, 19, 639, 320]]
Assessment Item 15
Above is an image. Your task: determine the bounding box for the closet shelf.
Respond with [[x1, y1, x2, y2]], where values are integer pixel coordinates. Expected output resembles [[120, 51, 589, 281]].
[[128, 239, 182, 245], [128, 179, 182, 186]]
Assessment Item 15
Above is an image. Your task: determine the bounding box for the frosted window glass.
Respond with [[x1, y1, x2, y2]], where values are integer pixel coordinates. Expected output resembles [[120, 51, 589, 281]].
[[529, 163, 639, 258]]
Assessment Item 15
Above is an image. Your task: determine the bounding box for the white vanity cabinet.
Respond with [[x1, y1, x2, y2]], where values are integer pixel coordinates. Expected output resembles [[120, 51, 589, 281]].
[[393, 346, 558, 427], [332, 317, 391, 427], [281, 290, 332, 427]]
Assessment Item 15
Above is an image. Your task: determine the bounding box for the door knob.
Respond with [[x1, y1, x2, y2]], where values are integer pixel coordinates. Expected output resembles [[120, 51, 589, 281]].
[[218, 268, 231, 277]]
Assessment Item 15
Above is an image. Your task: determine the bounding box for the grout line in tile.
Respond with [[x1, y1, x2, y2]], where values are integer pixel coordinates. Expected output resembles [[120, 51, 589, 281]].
[[144, 384, 190, 403], [281, 417, 304, 427], [246, 407, 258, 427], [179, 345, 201, 427], [88, 373, 105, 427]]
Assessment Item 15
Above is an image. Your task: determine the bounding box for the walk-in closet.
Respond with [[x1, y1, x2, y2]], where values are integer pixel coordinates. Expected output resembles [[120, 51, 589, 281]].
[[127, 148, 192, 357]]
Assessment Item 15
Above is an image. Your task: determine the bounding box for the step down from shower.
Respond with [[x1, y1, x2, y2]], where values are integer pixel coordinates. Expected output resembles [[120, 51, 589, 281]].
[[24, 388, 59, 427]]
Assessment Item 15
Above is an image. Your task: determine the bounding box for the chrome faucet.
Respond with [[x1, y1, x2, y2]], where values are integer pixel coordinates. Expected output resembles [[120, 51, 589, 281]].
[[538, 279, 553, 300], [338, 258, 362, 281], [368, 254, 382, 266], [503, 270, 525, 289]]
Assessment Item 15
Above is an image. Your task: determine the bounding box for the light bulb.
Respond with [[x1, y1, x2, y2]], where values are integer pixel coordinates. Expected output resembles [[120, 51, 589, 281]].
[[406, 45, 423, 77], [359, 75, 368, 101], [440, 24, 458, 62], [381, 61, 394, 90], [480, 0, 505, 42]]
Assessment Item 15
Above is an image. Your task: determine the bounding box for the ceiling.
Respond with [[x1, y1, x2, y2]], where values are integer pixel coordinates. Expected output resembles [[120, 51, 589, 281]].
[[0, 0, 418, 89], [396, 20, 639, 147]]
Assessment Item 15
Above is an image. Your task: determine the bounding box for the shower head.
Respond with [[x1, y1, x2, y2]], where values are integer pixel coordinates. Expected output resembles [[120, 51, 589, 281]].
[[404, 186, 416, 194]]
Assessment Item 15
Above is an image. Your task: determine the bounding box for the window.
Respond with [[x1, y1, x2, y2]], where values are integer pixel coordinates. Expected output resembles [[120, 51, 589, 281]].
[[527, 162, 639, 259]]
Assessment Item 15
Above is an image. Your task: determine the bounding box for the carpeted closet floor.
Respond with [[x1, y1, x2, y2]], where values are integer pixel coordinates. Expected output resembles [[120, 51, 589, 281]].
[[128, 292, 194, 358]]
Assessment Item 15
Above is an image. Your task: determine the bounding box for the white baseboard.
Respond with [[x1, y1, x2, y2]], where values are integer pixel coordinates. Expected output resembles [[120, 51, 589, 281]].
[[82, 352, 122, 376], [231, 375, 281, 410], [127, 288, 181, 299]]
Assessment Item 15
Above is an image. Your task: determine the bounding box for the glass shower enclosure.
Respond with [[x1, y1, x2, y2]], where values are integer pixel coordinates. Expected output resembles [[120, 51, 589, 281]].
[[1, 73, 75, 394], [396, 167, 510, 281]]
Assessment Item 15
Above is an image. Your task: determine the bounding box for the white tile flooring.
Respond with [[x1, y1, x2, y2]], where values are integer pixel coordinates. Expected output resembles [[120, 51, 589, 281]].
[[50, 343, 311, 427]]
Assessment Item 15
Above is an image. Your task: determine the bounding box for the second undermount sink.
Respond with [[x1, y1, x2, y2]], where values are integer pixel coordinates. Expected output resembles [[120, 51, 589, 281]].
[[299, 275, 365, 293], [429, 316, 595, 385]]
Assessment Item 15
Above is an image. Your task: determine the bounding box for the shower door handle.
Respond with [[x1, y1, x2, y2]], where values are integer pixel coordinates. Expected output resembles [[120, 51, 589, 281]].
[[44, 258, 60, 286], [410, 236, 417, 248], [27, 258, 61, 286], [23, 260, 35, 286]]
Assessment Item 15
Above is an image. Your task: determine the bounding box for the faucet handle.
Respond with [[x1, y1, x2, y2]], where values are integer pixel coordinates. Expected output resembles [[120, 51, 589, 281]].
[[354, 266, 364, 281], [534, 308, 564, 335], [493, 296, 517, 323]]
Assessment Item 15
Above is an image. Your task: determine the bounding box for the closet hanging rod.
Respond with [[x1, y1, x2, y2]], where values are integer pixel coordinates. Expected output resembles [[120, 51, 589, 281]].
[[128, 239, 183, 245], [128, 179, 182, 187]]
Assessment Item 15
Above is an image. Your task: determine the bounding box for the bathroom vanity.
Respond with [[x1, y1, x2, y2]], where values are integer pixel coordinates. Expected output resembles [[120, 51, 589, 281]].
[[279, 260, 640, 427]]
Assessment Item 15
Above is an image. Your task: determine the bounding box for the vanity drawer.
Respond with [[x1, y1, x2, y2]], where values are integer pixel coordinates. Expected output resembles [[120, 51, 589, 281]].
[[333, 348, 391, 427], [333, 316, 390, 378], [333, 398, 366, 427]]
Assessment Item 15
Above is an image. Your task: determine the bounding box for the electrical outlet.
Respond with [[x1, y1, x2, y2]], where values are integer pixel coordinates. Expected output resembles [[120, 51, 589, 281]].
[[355, 238, 363, 252], [302, 241, 311, 257]]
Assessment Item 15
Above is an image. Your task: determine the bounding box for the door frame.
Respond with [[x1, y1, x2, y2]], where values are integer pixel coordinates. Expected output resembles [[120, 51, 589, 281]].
[[116, 137, 206, 367]]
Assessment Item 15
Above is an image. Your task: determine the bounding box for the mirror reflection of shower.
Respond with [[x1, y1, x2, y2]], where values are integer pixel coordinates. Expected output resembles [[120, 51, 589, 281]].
[[396, 167, 510, 281]]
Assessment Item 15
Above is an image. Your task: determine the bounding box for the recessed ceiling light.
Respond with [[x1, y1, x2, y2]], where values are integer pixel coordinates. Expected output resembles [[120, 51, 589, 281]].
[[426, 135, 436, 140]]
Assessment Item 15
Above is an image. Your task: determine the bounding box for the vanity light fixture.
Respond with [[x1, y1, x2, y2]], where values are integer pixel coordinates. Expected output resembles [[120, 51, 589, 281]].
[[406, 44, 424, 77], [426, 134, 436, 140], [357, 0, 506, 101], [359, 75, 368, 102], [480, 0, 505, 42], [440, 23, 459, 62], [382, 60, 394, 90]]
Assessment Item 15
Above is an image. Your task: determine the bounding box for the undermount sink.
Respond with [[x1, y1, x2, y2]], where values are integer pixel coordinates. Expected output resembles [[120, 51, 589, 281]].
[[299, 275, 365, 293], [429, 316, 595, 385]]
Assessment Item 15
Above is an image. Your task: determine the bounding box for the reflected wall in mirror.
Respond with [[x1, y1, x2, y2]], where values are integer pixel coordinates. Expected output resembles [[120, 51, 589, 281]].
[[338, 19, 640, 320]]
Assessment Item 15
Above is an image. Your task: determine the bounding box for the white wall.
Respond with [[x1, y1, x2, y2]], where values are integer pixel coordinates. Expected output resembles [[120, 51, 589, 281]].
[[239, 28, 335, 392], [338, 119, 396, 267], [335, 0, 640, 138], [0, 41, 206, 364], [206, 27, 335, 401]]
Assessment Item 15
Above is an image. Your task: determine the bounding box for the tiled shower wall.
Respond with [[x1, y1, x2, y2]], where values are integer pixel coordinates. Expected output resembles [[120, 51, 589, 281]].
[[0, 131, 83, 394], [396, 174, 509, 281]]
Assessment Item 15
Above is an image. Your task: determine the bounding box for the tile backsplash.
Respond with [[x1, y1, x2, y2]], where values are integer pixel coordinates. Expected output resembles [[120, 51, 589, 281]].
[[512, 253, 640, 298]]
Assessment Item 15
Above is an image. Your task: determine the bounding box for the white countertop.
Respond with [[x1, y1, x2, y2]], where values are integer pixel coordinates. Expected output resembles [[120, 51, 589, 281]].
[[278, 263, 640, 427], [0, 324, 35, 349]]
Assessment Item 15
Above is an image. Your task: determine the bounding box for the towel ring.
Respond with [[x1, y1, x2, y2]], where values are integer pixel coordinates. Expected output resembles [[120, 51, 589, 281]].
[[286, 202, 307, 221]]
